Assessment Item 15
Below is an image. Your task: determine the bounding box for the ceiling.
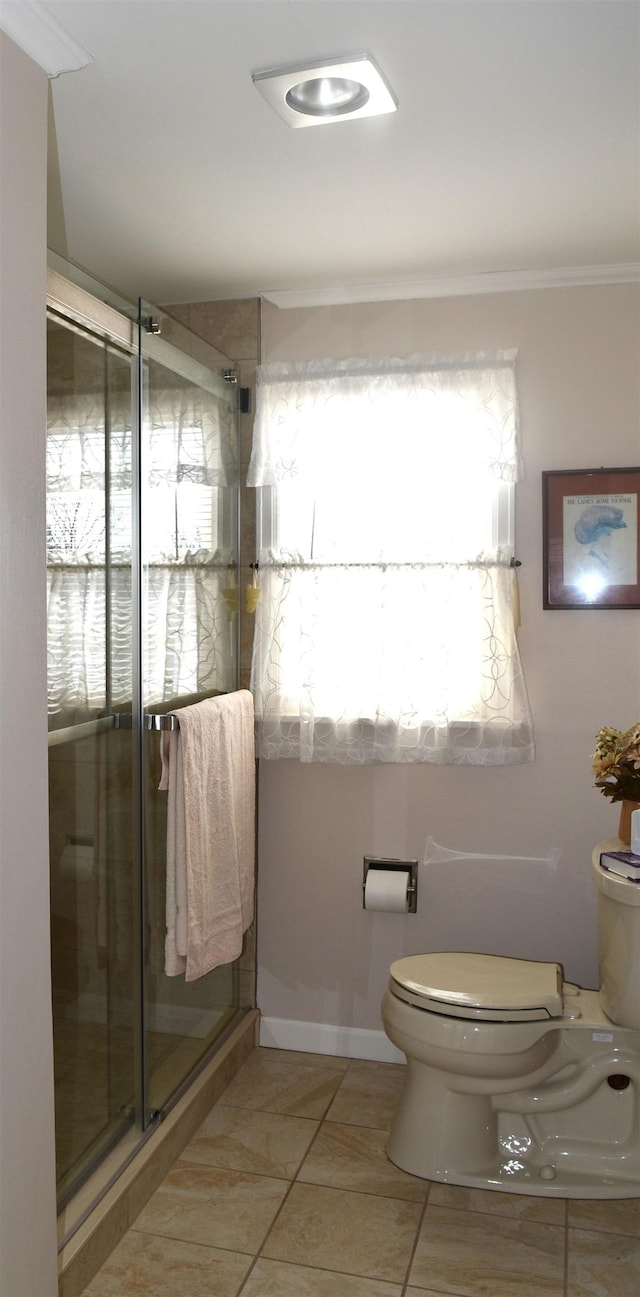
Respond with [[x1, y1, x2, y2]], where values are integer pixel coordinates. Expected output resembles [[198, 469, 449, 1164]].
[[23, 2, 640, 304]]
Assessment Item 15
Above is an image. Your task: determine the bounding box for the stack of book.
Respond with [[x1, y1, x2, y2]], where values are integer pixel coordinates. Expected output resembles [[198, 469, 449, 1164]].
[[599, 849, 640, 882]]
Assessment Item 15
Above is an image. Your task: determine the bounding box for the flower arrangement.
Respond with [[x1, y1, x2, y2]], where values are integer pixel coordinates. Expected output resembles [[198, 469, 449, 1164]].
[[592, 724, 640, 803]]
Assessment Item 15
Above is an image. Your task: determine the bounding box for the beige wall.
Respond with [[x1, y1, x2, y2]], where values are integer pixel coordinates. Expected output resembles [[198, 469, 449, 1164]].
[[256, 284, 640, 1057], [0, 30, 58, 1297]]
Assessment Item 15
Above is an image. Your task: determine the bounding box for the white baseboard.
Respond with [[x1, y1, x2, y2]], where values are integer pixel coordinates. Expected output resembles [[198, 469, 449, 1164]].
[[259, 1016, 404, 1064]]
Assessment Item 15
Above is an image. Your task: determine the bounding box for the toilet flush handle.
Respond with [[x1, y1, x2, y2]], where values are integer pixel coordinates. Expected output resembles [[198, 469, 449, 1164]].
[[562, 981, 582, 1018]]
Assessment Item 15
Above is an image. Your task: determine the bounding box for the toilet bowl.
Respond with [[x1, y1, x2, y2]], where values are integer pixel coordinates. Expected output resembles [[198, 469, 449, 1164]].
[[381, 848, 640, 1198]]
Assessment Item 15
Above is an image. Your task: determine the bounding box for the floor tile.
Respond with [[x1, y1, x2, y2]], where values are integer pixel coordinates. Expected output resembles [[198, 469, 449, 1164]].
[[261, 1181, 422, 1283], [567, 1226, 640, 1296], [183, 1105, 318, 1179], [241, 1258, 404, 1295], [568, 1197, 640, 1236], [429, 1182, 565, 1225], [81, 1230, 251, 1296], [75, 1046, 635, 1297], [297, 1121, 427, 1201], [324, 1060, 406, 1131], [409, 1203, 565, 1296], [258, 1047, 350, 1071], [220, 1053, 345, 1118], [131, 1160, 289, 1253], [406, 1291, 466, 1297]]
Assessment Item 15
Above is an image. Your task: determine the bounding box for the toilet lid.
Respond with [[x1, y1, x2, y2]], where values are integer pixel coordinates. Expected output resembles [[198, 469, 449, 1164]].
[[389, 952, 564, 1021]]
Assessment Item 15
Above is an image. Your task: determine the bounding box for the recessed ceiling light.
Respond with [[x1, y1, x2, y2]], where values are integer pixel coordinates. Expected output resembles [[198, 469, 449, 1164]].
[[252, 54, 397, 128]]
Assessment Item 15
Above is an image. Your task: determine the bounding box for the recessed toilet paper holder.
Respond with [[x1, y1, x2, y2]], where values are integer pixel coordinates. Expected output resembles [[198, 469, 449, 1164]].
[[363, 857, 418, 912]]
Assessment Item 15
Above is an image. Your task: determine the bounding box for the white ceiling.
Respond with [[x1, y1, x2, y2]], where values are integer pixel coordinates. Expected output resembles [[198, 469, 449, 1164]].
[[26, 1, 640, 304]]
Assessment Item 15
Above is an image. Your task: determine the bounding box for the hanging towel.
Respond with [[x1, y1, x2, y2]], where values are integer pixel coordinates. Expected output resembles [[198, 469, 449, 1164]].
[[159, 690, 255, 981], [160, 726, 189, 974]]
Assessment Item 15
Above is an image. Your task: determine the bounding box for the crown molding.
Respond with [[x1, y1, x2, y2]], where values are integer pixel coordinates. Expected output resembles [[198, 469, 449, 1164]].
[[261, 263, 640, 310], [0, 1, 92, 76]]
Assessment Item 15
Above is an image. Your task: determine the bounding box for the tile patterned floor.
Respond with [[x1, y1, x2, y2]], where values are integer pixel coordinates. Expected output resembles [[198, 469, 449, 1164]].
[[80, 1047, 640, 1297]]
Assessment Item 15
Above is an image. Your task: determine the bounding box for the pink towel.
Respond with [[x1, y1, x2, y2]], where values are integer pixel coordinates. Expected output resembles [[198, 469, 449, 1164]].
[[159, 691, 255, 981]]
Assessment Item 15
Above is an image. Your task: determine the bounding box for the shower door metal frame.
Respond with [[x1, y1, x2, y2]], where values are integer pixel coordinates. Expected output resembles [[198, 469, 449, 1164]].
[[47, 276, 148, 1210]]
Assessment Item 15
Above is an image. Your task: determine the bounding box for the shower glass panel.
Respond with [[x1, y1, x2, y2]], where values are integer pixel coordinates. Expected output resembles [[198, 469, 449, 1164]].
[[47, 265, 242, 1208], [138, 308, 240, 1116], [48, 315, 137, 1200]]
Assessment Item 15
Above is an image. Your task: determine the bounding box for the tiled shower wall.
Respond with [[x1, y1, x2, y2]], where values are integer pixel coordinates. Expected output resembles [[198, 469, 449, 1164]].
[[167, 297, 260, 1010]]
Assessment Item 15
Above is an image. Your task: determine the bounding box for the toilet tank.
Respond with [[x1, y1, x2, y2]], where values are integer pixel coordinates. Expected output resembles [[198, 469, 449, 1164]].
[[591, 846, 640, 1029]]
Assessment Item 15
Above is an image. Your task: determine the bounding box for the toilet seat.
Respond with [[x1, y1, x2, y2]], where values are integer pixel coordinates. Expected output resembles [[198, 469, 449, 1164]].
[[389, 952, 564, 1021]]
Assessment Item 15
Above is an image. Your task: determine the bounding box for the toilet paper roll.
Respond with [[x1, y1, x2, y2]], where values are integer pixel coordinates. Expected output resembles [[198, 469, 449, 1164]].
[[364, 868, 410, 913], [58, 843, 95, 882]]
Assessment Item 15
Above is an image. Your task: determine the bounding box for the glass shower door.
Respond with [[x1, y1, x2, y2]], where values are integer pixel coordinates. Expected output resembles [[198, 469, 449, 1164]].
[[47, 314, 137, 1201], [137, 309, 241, 1117], [47, 265, 243, 1209]]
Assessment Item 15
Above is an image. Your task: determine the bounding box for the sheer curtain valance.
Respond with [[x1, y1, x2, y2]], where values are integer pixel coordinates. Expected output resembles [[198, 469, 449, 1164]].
[[247, 350, 534, 765]]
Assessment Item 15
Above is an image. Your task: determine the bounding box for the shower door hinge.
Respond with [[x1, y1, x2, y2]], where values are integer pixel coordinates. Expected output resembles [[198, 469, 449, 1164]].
[[141, 314, 161, 335], [224, 369, 238, 383]]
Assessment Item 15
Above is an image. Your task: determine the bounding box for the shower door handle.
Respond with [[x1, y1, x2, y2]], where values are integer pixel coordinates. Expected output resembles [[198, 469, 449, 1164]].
[[115, 711, 178, 732], [144, 713, 178, 732], [109, 713, 180, 731]]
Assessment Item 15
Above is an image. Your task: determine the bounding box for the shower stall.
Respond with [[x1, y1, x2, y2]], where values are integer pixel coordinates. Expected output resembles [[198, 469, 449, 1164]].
[[47, 257, 248, 1210]]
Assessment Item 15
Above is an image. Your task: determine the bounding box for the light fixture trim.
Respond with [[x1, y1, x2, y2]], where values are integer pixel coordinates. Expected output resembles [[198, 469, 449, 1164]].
[[286, 76, 370, 118], [252, 53, 397, 128]]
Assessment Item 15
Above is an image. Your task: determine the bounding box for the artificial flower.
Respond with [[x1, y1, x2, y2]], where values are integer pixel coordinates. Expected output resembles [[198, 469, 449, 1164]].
[[592, 723, 640, 803]]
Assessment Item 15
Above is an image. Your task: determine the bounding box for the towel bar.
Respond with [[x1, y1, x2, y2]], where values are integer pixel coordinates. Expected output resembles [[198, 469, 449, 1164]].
[[145, 713, 179, 732], [48, 711, 180, 746], [48, 714, 119, 747], [113, 713, 178, 732]]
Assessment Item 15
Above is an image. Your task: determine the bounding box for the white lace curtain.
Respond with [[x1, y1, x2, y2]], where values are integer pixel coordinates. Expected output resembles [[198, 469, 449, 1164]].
[[247, 351, 534, 765], [47, 386, 235, 719]]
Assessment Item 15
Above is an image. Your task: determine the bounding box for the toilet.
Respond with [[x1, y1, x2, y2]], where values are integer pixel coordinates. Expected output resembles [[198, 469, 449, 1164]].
[[381, 847, 640, 1198]]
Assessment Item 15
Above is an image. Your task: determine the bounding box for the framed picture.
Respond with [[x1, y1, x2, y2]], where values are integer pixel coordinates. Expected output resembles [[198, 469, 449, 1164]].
[[542, 467, 640, 609]]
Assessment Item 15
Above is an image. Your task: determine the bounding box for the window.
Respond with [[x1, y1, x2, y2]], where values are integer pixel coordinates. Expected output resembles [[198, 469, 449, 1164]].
[[248, 351, 534, 765]]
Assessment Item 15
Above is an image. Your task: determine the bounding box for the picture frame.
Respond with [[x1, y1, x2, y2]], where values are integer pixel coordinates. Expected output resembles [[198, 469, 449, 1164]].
[[542, 467, 640, 609]]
